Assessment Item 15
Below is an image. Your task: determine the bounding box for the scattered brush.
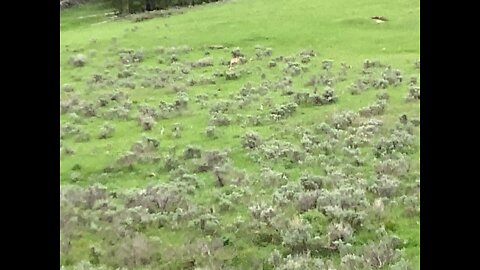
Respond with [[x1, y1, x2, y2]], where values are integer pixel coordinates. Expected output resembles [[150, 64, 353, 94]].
[[69, 54, 87, 67]]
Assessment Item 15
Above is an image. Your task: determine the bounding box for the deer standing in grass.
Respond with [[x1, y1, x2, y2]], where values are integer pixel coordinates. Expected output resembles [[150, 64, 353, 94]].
[[229, 56, 240, 71]]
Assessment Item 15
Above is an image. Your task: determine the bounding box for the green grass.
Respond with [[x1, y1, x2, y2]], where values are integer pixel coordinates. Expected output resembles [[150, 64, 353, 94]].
[[61, 0, 419, 268]]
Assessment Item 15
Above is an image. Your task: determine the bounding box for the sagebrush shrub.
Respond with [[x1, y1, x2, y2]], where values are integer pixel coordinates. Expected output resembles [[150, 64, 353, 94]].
[[398, 195, 420, 217], [382, 67, 403, 86], [205, 125, 218, 139], [374, 156, 409, 177], [340, 254, 369, 270], [98, 123, 115, 139], [273, 182, 303, 207], [195, 150, 229, 172], [183, 145, 202, 159], [191, 213, 221, 235], [209, 112, 231, 126], [119, 48, 144, 64], [116, 151, 138, 168], [331, 111, 357, 130], [363, 59, 384, 69], [225, 70, 240, 80], [281, 217, 313, 253], [293, 91, 311, 105], [139, 115, 156, 131], [299, 173, 324, 190], [249, 202, 277, 224], [61, 145, 75, 155], [372, 78, 389, 89], [70, 172, 81, 183], [242, 131, 263, 149], [70, 54, 87, 67], [60, 122, 81, 139], [260, 167, 288, 186], [374, 129, 415, 158], [169, 166, 203, 190], [125, 184, 187, 213], [296, 191, 321, 212], [62, 84, 74, 92], [376, 91, 390, 101], [326, 222, 354, 250], [210, 100, 232, 114], [316, 184, 369, 227], [322, 59, 334, 70], [299, 49, 316, 57], [310, 87, 338, 105], [113, 234, 154, 267], [284, 62, 302, 76], [103, 106, 130, 120], [390, 258, 414, 270], [359, 100, 387, 117], [192, 57, 214, 68], [270, 102, 298, 120], [75, 131, 91, 143], [362, 235, 404, 269], [273, 253, 333, 270], [405, 86, 420, 101]]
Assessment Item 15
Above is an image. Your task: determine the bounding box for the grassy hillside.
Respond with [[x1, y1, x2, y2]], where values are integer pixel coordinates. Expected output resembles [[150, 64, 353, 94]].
[[60, 0, 420, 269]]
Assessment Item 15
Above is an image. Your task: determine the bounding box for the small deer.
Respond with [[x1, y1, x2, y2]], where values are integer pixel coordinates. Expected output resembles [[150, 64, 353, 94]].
[[229, 56, 240, 70]]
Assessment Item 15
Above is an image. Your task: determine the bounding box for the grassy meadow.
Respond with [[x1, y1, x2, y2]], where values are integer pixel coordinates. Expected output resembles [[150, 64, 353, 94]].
[[60, 0, 420, 269]]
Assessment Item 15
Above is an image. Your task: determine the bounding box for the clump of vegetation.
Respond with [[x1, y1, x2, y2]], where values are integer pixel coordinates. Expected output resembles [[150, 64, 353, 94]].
[[331, 111, 357, 130], [405, 86, 420, 101], [322, 59, 334, 70], [119, 48, 145, 64], [296, 190, 321, 212], [382, 67, 403, 86], [195, 149, 229, 172], [139, 115, 156, 131], [359, 100, 387, 117], [316, 184, 369, 227], [361, 234, 405, 269], [270, 102, 298, 120], [62, 84, 74, 92], [369, 175, 400, 198], [374, 128, 415, 158], [225, 70, 240, 80], [242, 131, 263, 149], [209, 112, 231, 126], [281, 217, 313, 253], [284, 62, 303, 76], [414, 59, 420, 69], [205, 125, 218, 139], [192, 57, 214, 68], [374, 156, 410, 176], [115, 137, 160, 168], [363, 59, 385, 69], [69, 54, 87, 67], [183, 145, 202, 159], [310, 87, 338, 105], [299, 173, 324, 191], [325, 221, 354, 250], [260, 167, 289, 186], [124, 183, 188, 214], [98, 123, 115, 139], [376, 91, 390, 100], [61, 122, 81, 139], [75, 131, 91, 143]]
